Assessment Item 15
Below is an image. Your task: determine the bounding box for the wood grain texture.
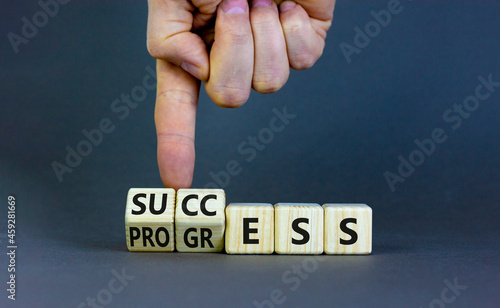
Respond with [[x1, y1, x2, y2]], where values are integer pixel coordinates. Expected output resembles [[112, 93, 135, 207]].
[[323, 204, 372, 254], [275, 203, 324, 254], [225, 203, 274, 254], [175, 189, 226, 252], [125, 188, 176, 251]]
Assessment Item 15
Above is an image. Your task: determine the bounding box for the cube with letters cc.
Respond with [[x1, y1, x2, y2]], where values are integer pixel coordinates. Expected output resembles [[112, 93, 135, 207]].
[[175, 189, 226, 252]]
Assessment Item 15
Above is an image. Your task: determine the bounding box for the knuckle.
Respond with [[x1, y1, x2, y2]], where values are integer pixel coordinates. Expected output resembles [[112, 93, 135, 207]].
[[253, 82, 284, 94], [209, 85, 250, 108], [290, 49, 320, 70], [147, 39, 162, 59], [157, 89, 198, 107], [251, 12, 278, 29], [157, 132, 194, 146], [282, 18, 308, 36], [221, 28, 252, 46], [253, 72, 289, 94], [291, 55, 315, 70]]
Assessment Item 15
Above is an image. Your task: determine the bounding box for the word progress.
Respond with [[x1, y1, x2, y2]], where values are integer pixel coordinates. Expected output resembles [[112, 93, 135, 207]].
[[125, 189, 372, 254]]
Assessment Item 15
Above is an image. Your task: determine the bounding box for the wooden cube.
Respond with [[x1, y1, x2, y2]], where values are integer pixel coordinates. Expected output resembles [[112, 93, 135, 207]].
[[175, 189, 226, 252], [125, 188, 175, 251], [323, 204, 372, 254], [225, 203, 274, 254], [275, 203, 323, 254]]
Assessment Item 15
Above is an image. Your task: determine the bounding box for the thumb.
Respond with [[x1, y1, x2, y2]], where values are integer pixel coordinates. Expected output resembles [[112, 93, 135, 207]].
[[147, 0, 210, 81]]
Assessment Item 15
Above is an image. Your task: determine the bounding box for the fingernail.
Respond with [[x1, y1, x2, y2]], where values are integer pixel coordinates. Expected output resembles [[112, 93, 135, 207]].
[[251, 0, 272, 8], [280, 1, 296, 12], [221, 0, 247, 14], [180, 62, 201, 79]]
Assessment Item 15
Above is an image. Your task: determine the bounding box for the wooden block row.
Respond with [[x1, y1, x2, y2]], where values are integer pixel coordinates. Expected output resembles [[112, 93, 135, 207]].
[[125, 189, 372, 254]]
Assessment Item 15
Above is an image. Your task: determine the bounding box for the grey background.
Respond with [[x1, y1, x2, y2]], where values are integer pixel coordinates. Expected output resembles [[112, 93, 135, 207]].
[[1, 0, 499, 307]]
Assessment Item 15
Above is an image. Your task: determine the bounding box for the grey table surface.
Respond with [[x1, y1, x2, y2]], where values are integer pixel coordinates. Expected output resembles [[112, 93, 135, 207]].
[[1, 0, 499, 307]]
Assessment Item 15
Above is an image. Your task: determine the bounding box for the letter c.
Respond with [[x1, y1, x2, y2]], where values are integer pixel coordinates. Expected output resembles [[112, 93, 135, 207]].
[[182, 194, 198, 216], [200, 194, 217, 216]]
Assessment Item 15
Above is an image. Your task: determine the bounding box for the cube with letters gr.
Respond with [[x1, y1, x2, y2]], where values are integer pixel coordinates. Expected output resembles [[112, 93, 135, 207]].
[[175, 189, 226, 252], [323, 204, 372, 254], [225, 203, 274, 254], [125, 188, 175, 251], [275, 203, 324, 254]]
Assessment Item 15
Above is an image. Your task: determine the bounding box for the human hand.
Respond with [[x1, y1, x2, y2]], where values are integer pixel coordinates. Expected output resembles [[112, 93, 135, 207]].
[[147, 0, 335, 189]]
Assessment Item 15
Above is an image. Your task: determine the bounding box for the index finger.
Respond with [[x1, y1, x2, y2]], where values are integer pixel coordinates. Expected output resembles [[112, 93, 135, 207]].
[[155, 59, 200, 189]]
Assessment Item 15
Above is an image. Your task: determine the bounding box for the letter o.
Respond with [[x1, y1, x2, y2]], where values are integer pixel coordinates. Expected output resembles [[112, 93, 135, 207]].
[[131, 86, 147, 102], [408, 150, 425, 166], [258, 128, 274, 144], [33, 11, 49, 28], [365, 21, 381, 37], [155, 227, 170, 247], [97, 289, 113, 305], [77, 140, 93, 156], [429, 299, 445, 308], [463, 96, 479, 112]]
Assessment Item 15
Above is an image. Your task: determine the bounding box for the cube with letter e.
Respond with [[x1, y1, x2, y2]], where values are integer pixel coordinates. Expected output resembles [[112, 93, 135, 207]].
[[225, 203, 274, 254]]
